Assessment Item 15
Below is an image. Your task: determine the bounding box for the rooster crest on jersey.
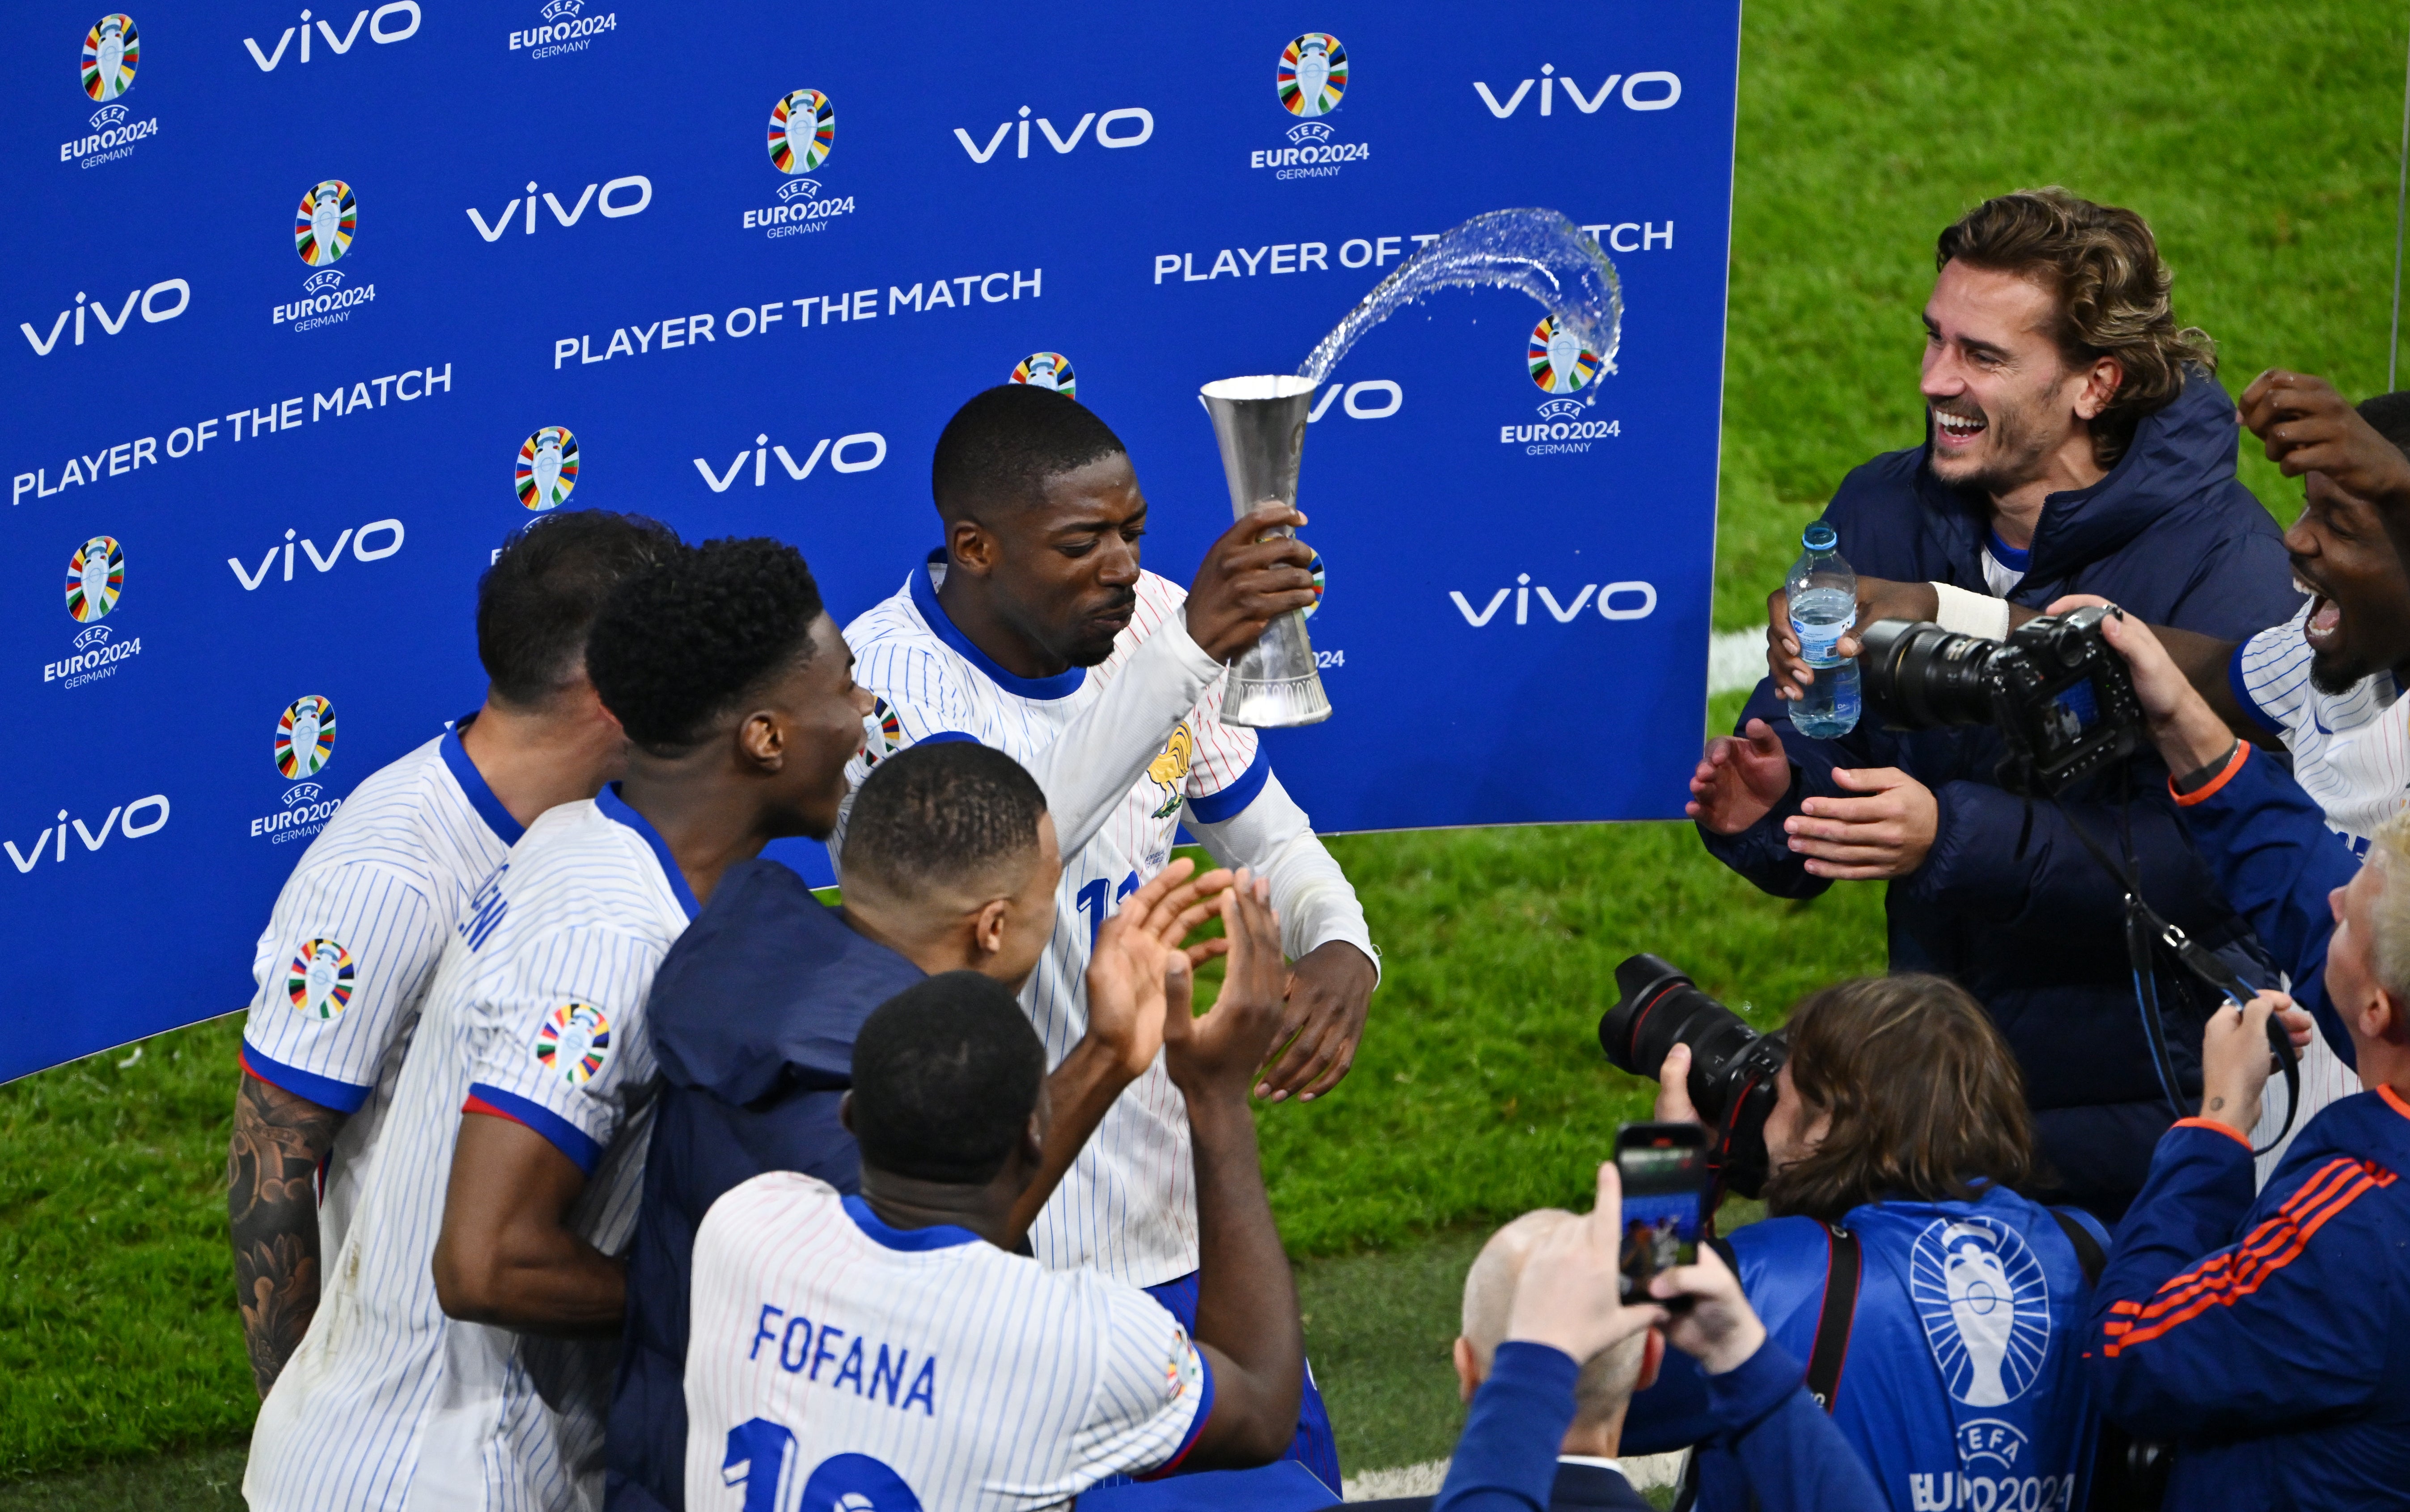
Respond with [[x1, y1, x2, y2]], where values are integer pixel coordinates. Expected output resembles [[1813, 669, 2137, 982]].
[[1909, 1217, 2051, 1406], [1146, 722, 1195, 818], [534, 1001, 613, 1085]]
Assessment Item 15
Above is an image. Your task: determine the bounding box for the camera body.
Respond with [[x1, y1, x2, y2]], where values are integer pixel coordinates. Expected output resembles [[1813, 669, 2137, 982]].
[[1858, 604, 2145, 796], [1598, 954, 1786, 1199]]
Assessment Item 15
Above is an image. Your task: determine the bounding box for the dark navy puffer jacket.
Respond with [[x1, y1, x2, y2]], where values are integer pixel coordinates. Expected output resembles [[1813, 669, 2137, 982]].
[[1702, 372, 2303, 1217]]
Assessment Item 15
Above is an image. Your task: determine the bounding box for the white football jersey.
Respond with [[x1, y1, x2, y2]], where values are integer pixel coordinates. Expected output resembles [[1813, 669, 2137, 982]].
[[685, 1172, 1211, 1512], [239, 722, 524, 1257], [2231, 603, 2392, 1178], [245, 788, 698, 1512], [843, 557, 1263, 1286]]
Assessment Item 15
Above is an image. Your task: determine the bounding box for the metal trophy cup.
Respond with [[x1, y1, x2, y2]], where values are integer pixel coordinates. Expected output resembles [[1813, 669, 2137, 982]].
[[1199, 376, 1332, 727]]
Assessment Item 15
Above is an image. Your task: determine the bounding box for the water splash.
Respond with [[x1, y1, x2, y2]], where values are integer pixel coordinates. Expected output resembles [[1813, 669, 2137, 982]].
[[1296, 208, 1622, 397]]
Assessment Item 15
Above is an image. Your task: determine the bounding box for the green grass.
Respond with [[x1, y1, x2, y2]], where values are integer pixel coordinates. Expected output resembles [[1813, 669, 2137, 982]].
[[5, 0, 2408, 1489]]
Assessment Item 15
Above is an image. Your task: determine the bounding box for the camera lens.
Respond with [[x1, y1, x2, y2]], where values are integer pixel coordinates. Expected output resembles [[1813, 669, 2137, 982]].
[[1860, 619, 1997, 728], [1599, 955, 1787, 1197]]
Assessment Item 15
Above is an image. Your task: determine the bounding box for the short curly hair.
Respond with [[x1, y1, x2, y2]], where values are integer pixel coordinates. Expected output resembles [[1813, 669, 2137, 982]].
[[1938, 188, 2217, 468], [932, 384, 1127, 522], [585, 536, 826, 753], [842, 741, 1046, 899]]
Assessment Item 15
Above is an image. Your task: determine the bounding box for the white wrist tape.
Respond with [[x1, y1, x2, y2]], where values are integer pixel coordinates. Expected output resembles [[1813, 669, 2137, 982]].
[[1929, 581, 2011, 640]]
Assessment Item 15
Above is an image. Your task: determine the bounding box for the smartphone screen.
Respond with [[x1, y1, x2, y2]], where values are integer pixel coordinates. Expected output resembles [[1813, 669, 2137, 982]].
[[1616, 1123, 1710, 1298]]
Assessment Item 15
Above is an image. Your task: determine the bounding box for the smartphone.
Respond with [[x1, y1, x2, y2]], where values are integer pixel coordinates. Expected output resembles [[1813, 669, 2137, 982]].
[[1615, 1121, 1712, 1301]]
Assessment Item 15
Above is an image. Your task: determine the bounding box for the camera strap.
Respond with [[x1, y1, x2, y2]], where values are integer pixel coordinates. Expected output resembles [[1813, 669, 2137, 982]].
[[2054, 785, 2301, 1157]]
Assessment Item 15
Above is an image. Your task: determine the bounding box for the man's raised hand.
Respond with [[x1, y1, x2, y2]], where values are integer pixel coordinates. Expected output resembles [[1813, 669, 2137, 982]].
[[1687, 719, 1791, 835], [2240, 371, 2410, 510], [1183, 503, 1321, 663], [1506, 1162, 1665, 1364], [1086, 859, 1237, 1080], [1164, 870, 1289, 1103]]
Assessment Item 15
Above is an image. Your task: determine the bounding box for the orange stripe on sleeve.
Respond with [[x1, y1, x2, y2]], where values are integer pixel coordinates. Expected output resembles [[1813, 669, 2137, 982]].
[[2172, 1116, 2253, 1152], [2105, 1160, 2392, 1356]]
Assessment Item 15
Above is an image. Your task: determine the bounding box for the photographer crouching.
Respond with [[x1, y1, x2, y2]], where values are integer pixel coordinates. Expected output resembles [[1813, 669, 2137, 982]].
[[1692, 190, 2300, 1219], [2064, 602, 2410, 1503], [1605, 965, 2106, 1512]]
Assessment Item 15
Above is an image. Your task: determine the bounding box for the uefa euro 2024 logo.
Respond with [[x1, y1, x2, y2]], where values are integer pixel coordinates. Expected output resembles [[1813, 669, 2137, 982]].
[[769, 89, 833, 174], [1910, 1216, 2051, 1407], [275, 695, 337, 780], [1011, 352, 1076, 400], [83, 13, 137, 101], [517, 427, 580, 510], [1278, 34, 1346, 117], [1529, 316, 1601, 397], [287, 938, 355, 1019], [295, 180, 355, 266], [65, 535, 123, 623]]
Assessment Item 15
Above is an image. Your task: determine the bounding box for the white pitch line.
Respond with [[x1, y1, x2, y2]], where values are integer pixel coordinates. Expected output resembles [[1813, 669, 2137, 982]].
[[1709, 625, 1770, 696]]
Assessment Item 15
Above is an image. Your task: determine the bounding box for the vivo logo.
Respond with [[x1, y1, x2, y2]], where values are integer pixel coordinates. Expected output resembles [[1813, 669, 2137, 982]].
[[19, 279, 190, 356], [8, 794, 169, 874], [954, 106, 1153, 163], [243, 3, 422, 69], [1450, 574, 1656, 626], [466, 175, 652, 241], [228, 518, 404, 590], [694, 434, 887, 492], [1308, 380, 1401, 421], [1473, 66, 1681, 117]]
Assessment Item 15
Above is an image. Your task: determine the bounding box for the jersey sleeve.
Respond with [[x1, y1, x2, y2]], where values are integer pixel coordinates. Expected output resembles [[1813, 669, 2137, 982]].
[[461, 925, 663, 1177], [1179, 675, 1267, 825], [239, 859, 436, 1114], [2231, 614, 2311, 741], [1077, 1281, 1215, 1482]]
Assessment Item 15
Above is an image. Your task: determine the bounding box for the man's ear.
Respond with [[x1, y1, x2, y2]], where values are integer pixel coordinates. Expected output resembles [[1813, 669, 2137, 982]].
[[1022, 1105, 1046, 1167], [948, 516, 997, 579], [2074, 353, 2124, 422], [1452, 1335, 1481, 1404], [736, 708, 786, 772], [2372, 984, 2410, 1047], [1637, 1327, 1664, 1392], [970, 897, 1012, 961], [838, 1091, 856, 1134]]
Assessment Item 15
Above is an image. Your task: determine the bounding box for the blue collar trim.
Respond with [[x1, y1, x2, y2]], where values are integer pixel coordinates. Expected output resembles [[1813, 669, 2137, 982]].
[[843, 1193, 983, 1251], [595, 784, 701, 920], [1986, 530, 2032, 572], [440, 714, 526, 848], [910, 549, 1087, 701]]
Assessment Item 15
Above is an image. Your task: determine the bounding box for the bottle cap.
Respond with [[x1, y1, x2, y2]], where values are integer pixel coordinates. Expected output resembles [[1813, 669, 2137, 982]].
[[1802, 523, 1837, 552]]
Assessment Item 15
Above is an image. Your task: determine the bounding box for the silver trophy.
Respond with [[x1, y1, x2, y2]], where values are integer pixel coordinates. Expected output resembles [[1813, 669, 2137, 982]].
[[1199, 376, 1331, 727]]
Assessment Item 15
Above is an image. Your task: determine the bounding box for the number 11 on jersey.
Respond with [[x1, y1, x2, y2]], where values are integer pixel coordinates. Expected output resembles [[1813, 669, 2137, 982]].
[[1076, 870, 1142, 948]]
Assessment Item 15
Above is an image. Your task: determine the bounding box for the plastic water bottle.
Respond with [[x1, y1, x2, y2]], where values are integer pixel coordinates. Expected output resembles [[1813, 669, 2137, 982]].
[[1786, 523, 1860, 739]]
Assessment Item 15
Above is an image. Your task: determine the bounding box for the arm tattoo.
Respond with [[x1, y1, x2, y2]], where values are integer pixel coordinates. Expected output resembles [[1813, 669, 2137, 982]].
[[227, 1071, 343, 1398]]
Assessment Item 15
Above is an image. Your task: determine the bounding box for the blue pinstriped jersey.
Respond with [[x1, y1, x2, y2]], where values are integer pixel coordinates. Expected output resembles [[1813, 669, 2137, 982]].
[[843, 560, 1264, 1287], [238, 723, 525, 1261], [685, 1173, 1211, 1512], [245, 789, 696, 1512]]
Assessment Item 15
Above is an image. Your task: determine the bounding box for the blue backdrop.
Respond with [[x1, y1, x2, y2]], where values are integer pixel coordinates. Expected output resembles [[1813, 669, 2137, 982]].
[[0, 0, 1742, 1082]]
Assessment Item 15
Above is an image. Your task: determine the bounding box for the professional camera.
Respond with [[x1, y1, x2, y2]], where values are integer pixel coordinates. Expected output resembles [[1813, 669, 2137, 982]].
[[1598, 954, 1785, 1198], [1859, 603, 2145, 796]]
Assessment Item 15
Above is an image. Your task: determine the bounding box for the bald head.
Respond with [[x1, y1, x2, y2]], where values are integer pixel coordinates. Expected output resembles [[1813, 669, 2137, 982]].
[[1461, 1210, 1649, 1429]]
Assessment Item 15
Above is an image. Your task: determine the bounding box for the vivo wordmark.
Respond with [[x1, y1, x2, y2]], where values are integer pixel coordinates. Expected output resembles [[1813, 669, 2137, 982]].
[[953, 106, 1153, 162], [1473, 67, 1682, 117], [467, 176, 652, 241], [693, 434, 887, 492], [1449, 575, 1657, 627], [242, 2, 421, 69], [6, 794, 170, 875], [19, 279, 190, 356], [227, 519, 405, 591]]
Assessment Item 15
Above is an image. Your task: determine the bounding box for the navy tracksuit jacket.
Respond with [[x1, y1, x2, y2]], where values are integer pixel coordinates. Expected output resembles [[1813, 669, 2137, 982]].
[[2090, 743, 2410, 1506], [606, 859, 925, 1512], [1702, 372, 2302, 1215]]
